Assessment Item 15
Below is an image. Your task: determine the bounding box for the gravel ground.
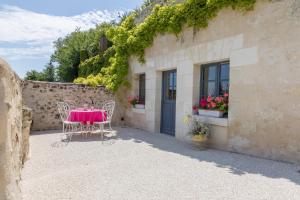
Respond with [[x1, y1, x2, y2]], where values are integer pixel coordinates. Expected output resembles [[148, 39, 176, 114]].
[[21, 127, 300, 200]]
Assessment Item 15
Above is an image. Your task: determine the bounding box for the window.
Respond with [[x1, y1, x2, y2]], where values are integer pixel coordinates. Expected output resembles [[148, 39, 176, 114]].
[[200, 61, 229, 98], [165, 71, 176, 100], [138, 74, 146, 104]]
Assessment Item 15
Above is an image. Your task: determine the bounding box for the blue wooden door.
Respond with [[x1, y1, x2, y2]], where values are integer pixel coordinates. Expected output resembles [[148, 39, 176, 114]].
[[161, 70, 176, 136]]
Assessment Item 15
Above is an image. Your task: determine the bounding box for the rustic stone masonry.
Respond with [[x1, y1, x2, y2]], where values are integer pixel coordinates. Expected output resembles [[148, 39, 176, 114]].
[[0, 59, 32, 200], [22, 81, 123, 131], [22, 106, 32, 164]]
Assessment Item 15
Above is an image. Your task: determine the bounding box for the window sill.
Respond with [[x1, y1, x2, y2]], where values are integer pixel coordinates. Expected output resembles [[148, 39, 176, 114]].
[[132, 107, 146, 114], [193, 115, 228, 127]]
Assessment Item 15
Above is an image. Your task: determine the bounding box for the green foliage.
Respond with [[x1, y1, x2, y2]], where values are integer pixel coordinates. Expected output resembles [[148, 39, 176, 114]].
[[24, 62, 56, 82], [24, 70, 44, 81], [51, 23, 113, 82], [42, 62, 56, 82], [75, 0, 256, 91], [78, 47, 115, 78]]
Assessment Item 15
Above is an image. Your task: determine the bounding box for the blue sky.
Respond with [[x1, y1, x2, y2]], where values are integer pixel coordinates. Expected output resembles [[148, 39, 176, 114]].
[[0, 0, 143, 77]]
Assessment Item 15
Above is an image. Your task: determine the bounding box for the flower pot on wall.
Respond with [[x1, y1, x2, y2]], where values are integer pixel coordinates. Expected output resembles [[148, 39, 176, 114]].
[[192, 135, 207, 142], [134, 104, 145, 109], [198, 109, 224, 118]]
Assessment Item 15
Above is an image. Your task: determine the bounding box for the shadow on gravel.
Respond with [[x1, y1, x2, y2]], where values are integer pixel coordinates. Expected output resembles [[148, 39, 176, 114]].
[[34, 129, 118, 146], [31, 130, 62, 135], [115, 127, 300, 186]]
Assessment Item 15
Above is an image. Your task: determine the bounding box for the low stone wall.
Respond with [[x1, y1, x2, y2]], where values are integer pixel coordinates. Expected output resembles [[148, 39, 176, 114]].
[[22, 81, 124, 131], [0, 59, 31, 200]]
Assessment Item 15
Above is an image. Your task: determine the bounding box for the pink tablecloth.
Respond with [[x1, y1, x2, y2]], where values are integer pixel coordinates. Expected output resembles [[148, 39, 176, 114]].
[[68, 109, 107, 124]]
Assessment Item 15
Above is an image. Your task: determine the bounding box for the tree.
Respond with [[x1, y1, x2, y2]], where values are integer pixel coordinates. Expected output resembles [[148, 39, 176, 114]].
[[24, 62, 56, 82], [42, 62, 56, 82], [24, 70, 44, 81], [50, 23, 114, 82]]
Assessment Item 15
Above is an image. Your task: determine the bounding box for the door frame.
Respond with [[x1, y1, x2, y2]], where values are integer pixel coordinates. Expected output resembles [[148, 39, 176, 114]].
[[160, 69, 177, 136]]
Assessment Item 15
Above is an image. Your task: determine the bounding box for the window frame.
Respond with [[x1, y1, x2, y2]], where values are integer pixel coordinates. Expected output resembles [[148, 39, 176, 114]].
[[138, 73, 146, 105], [200, 61, 230, 99]]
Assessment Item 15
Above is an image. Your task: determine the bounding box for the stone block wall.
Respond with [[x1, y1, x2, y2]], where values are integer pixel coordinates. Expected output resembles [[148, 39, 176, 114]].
[[0, 59, 31, 200], [127, 0, 300, 164], [22, 106, 32, 164], [22, 81, 124, 131]]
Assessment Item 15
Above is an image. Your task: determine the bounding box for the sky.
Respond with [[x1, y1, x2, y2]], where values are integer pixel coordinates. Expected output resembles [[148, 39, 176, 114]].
[[0, 0, 143, 78]]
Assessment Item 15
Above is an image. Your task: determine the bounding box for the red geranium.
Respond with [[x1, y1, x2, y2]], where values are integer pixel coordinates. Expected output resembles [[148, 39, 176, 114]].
[[128, 96, 139, 106], [200, 98, 207, 108], [197, 93, 229, 113]]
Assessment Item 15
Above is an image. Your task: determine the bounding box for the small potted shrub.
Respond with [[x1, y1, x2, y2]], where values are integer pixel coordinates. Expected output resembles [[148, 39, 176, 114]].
[[198, 93, 229, 118], [128, 96, 145, 109], [184, 115, 209, 142], [192, 105, 199, 115]]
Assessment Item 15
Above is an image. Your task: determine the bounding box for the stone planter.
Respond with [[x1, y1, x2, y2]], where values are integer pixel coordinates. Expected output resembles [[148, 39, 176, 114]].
[[192, 134, 208, 142], [198, 109, 224, 118], [134, 104, 145, 109]]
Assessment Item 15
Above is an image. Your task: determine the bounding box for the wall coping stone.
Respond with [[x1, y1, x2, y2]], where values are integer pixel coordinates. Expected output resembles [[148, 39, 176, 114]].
[[22, 80, 106, 89]]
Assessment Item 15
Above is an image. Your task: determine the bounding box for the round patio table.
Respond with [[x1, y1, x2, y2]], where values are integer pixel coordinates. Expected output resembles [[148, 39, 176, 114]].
[[68, 109, 107, 124]]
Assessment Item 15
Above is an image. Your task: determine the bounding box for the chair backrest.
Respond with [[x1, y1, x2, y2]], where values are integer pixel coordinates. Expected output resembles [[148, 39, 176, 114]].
[[94, 101, 104, 110], [64, 100, 76, 110], [96, 100, 114, 109], [102, 101, 115, 122], [57, 102, 70, 122]]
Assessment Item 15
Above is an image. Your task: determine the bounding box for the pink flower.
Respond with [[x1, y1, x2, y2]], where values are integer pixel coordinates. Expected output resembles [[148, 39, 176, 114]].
[[200, 99, 207, 108], [223, 93, 229, 97], [207, 96, 213, 103], [215, 97, 223, 103], [192, 105, 198, 110], [210, 102, 217, 108]]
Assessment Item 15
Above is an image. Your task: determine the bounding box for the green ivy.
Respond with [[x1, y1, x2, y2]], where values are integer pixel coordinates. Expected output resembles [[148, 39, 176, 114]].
[[78, 47, 115, 78], [75, 0, 256, 91]]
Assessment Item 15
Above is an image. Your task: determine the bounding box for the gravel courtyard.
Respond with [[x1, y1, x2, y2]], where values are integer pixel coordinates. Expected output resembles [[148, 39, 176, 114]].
[[21, 127, 300, 200]]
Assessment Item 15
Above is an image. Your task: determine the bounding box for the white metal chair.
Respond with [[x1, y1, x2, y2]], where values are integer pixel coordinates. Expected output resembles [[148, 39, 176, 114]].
[[93, 101, 115, 140], [57, 102, 80, 140], [64, 100, 77, 110], [94, 100, 113, 110]]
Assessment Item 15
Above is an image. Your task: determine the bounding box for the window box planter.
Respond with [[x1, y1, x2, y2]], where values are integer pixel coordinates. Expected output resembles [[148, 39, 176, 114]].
[[134, 104, 145, 109], [198, 109, 224, 118]]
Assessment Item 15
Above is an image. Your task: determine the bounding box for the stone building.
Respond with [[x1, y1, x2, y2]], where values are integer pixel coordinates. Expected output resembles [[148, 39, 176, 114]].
[[125, 0, 300, 164]]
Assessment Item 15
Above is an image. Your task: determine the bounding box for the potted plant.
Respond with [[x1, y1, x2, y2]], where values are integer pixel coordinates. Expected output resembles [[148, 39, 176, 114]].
[[198, 93, 229, 118], [128, 96, 145, 109], [192, 105, 199, 115], [184, 115, 209, 142]]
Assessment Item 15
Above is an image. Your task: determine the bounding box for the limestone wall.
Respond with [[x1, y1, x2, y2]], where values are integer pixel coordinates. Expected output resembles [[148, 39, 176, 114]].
[[22, 106, 32, 164], [22, 81, 124, 131], [0, 59, 31, 200], [127, 0, 300, 164]]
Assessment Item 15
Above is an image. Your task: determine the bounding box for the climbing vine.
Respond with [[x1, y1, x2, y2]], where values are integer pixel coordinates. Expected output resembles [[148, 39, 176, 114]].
[[74, 0, 256, 91]]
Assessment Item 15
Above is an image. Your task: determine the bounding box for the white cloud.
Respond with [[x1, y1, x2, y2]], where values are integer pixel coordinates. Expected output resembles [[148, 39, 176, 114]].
[[0, 45, 53, 60], [0, 5, 122, 60]]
